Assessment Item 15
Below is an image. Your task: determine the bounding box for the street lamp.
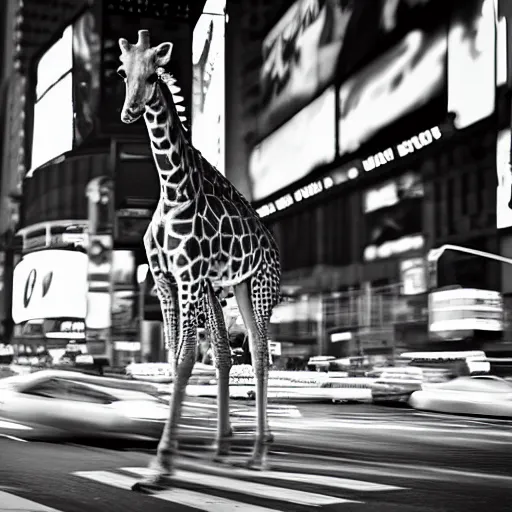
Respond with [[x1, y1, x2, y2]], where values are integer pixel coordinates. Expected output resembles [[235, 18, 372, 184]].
[[427, 244, 512, 289], [136, 264, 149, 362]]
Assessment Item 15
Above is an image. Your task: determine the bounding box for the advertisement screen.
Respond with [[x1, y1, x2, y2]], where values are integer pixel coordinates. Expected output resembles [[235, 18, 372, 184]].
[[73, 9, 101, 145], [496, 128, 512, 229], [12, 250, 88, 324], [363, 171, 424, 261], [249, 86, 336, 202], [30, 26, 74, 173], [338, 25, 446, 157], [192, 0, 225, 175], [100, 14, 192, 137], [260, 0, 444, 138], [447, 0, 495, 130]]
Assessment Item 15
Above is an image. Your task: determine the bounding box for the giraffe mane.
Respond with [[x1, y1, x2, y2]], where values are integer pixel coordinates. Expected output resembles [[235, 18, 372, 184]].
[[157, 70, 189, 132]]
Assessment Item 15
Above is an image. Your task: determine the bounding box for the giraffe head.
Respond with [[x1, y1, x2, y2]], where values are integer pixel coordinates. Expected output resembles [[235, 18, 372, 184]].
[[117, 30, 173, 124]]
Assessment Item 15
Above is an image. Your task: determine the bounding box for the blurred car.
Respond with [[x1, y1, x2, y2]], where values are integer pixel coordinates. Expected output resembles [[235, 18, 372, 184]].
[[0, 370, 169, 439], [371, 366, 451, 403], [409, 376, 512, 417]]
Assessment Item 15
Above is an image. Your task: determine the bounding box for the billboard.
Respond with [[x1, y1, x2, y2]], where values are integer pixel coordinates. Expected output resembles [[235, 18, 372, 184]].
[[260, 0, 444, 138], [362, 171, 424, 261], [192, 0, 225, 175], [447, 0, 496, 130], [12, 250, 88, 324], [338, 25, 446, 157], [73, 9, 101, 145], [249, 86, 336, 202], [496, 128, 512, 229], [30, 26, 74, 173], [29, 10, 102, 175], [100, 13, 192, 137]]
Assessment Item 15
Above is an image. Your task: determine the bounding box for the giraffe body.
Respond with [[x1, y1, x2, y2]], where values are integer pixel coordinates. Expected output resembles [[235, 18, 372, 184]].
[[117, 30, 281, 491]]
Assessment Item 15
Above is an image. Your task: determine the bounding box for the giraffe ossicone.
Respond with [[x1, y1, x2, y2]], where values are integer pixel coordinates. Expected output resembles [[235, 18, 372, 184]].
[[117, 29, 282, 492]]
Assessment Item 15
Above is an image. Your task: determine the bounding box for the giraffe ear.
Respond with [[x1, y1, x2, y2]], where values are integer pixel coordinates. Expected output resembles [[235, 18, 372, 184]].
[[155, 42, 173, 66]]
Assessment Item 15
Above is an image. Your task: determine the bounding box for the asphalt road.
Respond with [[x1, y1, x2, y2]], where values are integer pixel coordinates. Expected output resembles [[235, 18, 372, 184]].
[[1, 400, 512, 512]]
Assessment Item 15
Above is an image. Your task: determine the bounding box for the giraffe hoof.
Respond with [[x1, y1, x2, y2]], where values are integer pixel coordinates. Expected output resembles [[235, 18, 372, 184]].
[[131, 474, 173, 493], [213, 430, 234, 459], [241, 457, 269, 471]]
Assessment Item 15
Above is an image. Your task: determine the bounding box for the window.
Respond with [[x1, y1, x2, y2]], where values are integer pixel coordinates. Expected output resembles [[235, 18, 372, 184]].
[[23, 379, 68, 400]]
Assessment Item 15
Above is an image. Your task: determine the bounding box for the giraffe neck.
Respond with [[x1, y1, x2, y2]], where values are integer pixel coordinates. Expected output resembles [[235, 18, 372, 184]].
[[144, 84, 195, 204]]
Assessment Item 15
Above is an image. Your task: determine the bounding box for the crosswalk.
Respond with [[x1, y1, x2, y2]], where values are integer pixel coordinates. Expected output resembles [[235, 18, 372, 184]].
[[69, 456, 407, 511]]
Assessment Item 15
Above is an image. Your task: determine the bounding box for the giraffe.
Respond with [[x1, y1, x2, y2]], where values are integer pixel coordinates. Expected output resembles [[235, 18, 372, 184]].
[[117, 30, 282, 492]]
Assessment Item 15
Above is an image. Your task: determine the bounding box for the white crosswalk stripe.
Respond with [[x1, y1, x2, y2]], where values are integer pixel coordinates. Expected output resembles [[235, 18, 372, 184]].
[[72, 459, 408, 510], [0, 490, 65, 512]]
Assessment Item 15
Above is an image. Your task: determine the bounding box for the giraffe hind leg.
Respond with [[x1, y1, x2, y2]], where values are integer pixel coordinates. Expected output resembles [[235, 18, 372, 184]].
[[204, 281, 234, 460]]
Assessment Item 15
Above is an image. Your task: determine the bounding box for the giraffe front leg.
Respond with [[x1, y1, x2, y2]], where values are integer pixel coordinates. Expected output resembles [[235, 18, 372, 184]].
[[132, 323, 197, 493], [204, 283, 233, 460]]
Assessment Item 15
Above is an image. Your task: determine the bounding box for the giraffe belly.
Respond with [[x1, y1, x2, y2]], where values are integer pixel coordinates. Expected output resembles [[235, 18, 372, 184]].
[[208, 258, 257, 288]]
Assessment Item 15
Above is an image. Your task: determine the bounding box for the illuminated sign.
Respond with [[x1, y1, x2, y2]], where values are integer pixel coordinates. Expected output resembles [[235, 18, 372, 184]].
[[362, 127, 442, 172], [46, 320, 85, 339], [429, 288, 503, 332], [364, 235, 424, 262], [400, 258, 427, 295], [338, 26, 446, 156], [250, 86, 336, 202], [256, 126, 441, 219], [447, 0, 495, 130], [496, 129, 512, 229], [12, 250, 88, 324]]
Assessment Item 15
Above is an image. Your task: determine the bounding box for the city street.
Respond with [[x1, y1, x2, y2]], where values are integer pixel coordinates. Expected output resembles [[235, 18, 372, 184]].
[[1, 399, 512, 511]]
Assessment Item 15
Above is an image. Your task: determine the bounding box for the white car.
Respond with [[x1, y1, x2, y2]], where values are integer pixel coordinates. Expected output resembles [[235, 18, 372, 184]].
[[409, 376, 512, 417], [0, 370, 169, 439]]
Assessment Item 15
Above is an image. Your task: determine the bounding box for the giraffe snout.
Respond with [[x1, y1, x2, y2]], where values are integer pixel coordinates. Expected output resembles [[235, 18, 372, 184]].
[[121, 105, 143, 124]]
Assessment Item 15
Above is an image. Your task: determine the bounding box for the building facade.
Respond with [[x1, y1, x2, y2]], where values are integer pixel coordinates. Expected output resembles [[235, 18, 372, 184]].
[[224, 0, 512, 363], [0, 0, 212, 365]]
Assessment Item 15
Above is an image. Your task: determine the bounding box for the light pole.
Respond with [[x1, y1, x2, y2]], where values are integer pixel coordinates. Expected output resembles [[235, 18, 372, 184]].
[[136, 264, 149, 362], [427, 244, 512, 289]]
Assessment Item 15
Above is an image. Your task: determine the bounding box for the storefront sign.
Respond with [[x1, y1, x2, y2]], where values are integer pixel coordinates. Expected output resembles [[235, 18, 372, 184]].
[[45, 320, 86, 339], [330, 331, 352, 343], [12, 250, 88, 324], [429, 288, 504, 332]]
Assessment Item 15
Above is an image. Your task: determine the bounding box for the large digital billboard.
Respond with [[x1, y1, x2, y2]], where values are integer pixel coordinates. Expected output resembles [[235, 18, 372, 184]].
[[192, 0, 225, 175], [73, 10, 101, 145], [260, 0, 444, 138], [29, 9, 101, 175], [338, 24, 446, 157], [447, 0, 496, 130], [30, 26, 74, 173], [249, 86, 336, 202], [12, 250, 88, 324], [496, 128, 512, 229]]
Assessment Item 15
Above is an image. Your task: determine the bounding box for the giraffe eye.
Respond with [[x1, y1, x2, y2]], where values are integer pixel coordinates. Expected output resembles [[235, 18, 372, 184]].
[[147, 73, 158, 84], [117, 68, 127, 79]]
